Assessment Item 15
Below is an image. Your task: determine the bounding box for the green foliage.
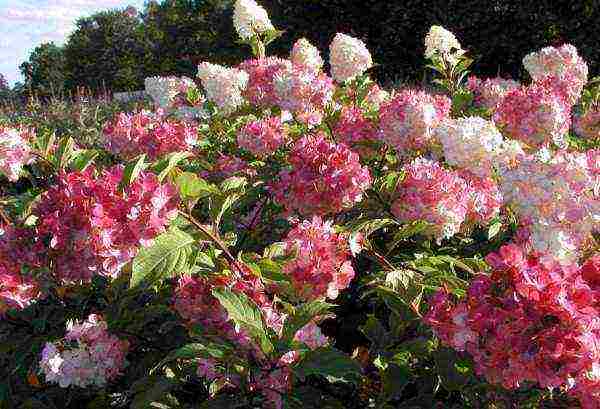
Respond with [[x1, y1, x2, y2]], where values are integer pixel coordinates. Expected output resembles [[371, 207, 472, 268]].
[[130, 227, 196, 288], [19, 42, 67, 97]]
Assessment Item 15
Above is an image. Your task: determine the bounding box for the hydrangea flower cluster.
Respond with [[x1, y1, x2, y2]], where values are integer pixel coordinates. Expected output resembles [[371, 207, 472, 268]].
[[435, 116, 505, 178], [145, 76, 187, 110], [378, 89, 451, 154], [522, 44, 589, 105], [499, 150, 598, 264], [391, 158, 469, 241], [197, 62, 249, 114], [35, 167, 178, 282], [238, 116, 287, 157], [364, 83, 390, 110], [273, 64, 334, 126], [392, 158, 501, 241], [290, 38, 323, 72], [233, 0, 274, 40], [459, 170, 503, 225], [494, 81, 571, 149], [466, 76, 520, 111], [329, 33, 373, 83], [575, 106, 600, 140], [425, 245, 600, 409], [238, 57, 292, 107], [273, 134, 372, 216], [40, 314, 128, 388], [0, 225, 43, 315], [0, 126, 35, 182], [103, 110, 198, 160], [173, 262, 329, 409], [424, 25, 465, 64], [204, 154, 257, 180], [333, 105, 377, 147], [282, 216, 355, 300]]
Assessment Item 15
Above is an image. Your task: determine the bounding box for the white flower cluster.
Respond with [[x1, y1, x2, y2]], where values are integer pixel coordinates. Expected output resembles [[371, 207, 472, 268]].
[[329, 33, 373, 83], [435, 116, 504, 177], [233, 0, 274, 40], [197, 62, 249, 114], [40, 314, 128, 388], [522, 44, 589, 105], [424, 25, 465, 63], [144, 76, 183, 109], [499, 151, 598, 264], [291, 38, 323, 72], [0, 127, 34, 182], [523, 44, 588, 83]]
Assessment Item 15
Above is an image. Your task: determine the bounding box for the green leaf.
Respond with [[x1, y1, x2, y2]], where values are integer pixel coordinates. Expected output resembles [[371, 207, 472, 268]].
[[212, 288, 273, 354], [54, 136, 75, 169], [281, 300, 334, 344], [220, 176, 247, 192], [120, 154, 147, 189], [151, 343, 232, 374], [69, 149, 99, 171], [130, 376, 175, 409], [200, 395, 246, 409], [349, 218, 398, 238], [212, 192, 242, 227], [130, 227, 195, 288], [154, 151, 193, 181], [488, 220, 502, 240], [294, 347, 361, 384], [176, 172, 216, 198]]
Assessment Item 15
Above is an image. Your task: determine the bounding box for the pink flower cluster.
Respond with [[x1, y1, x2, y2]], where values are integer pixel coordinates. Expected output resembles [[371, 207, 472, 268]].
[[392, 158, 501, 241], [35, 166, 178, 282], [378, 89, 450, 154], [283, 216, 355, 300], [494, 82, 571, 149], [238, 57, 292, 107], [499, 150, 599, 264], [0, 126, 35, 182], [467, 76, 520, 111], [425, 245, 600, 409], [237, 116, 287, 157], [333, 105, 377, 147], [40, 314, 128, 388], [273, 64, 334, 126], [173, 262, 329, 409], [103, 110, 198, 160], [0, 225, 43, 315], [575, 107, 600, 141], [204, 154, 257, 180], [522, 44, 588, 106], [273, 134, 372, 216]]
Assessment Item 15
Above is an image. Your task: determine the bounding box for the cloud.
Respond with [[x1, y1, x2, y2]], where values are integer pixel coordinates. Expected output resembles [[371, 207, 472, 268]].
[[0, 0, 144, 85]]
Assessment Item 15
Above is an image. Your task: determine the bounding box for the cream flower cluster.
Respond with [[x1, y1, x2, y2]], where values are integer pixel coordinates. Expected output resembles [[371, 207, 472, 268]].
[[499, 151, 598, 264], [233, 0, 274, 40], [522, 44, 588, 105], [144, 76, 184, 110], [291, 38, 323, 72], [329, 33, 373, 83], [0, 127, 35, 182], [435, 116, 505, 177], [424, 25, 465, 63], [40, 314, 128, 388], [467, 76, 520, 111], [197, 62, 249, 114]]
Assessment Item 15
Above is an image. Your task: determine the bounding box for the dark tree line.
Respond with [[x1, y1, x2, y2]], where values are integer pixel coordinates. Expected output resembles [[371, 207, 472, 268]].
[[10, 0, 600, 96]]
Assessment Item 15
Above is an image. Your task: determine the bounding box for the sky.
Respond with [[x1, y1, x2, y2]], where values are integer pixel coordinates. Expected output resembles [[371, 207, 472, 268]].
[[0, 0, 144, 86]]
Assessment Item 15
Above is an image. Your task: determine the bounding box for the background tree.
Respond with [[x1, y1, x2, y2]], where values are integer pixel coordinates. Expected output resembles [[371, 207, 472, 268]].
[[19, 42, 66, 97], [64, 8, 149, 92], [140, 0, 244, 79]]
